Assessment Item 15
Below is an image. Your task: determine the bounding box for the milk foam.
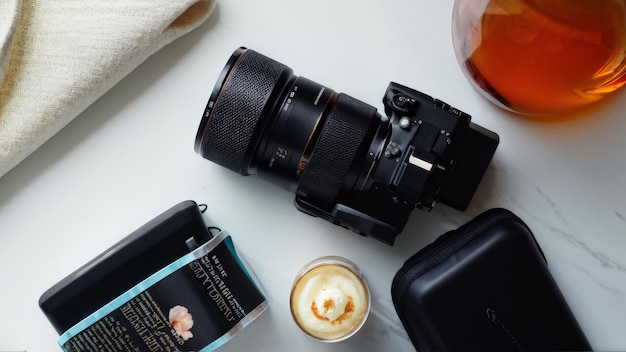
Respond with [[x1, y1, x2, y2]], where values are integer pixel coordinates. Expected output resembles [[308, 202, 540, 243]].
[[313, 287, 348, 322], [290, 263, 369, 341]]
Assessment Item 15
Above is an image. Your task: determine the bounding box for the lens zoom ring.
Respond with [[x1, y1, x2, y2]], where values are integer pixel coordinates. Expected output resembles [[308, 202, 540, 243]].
[[201, 50, 290, 174], [298, 93, 377, 206]]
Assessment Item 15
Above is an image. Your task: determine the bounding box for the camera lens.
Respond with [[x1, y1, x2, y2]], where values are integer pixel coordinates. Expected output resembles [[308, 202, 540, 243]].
[[195, 47, 380, 202], [195, 47, 499, 244], [194, 47, 295, 177]]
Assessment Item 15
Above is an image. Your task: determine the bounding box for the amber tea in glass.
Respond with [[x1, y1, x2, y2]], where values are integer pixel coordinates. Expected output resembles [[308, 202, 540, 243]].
[[452, 0, 626, 116]]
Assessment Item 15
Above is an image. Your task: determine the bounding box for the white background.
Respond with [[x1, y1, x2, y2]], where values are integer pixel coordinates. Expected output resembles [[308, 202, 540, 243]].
[[1, 0, 625, 351]]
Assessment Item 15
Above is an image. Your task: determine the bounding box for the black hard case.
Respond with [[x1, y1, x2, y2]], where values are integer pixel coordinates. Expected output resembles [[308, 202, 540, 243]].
[[39, 200, 213, 334], [391, 208, 591, 351]]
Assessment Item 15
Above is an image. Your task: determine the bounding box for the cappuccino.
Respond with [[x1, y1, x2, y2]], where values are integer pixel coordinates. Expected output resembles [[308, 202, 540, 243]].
[[290, 256, 370, 342]]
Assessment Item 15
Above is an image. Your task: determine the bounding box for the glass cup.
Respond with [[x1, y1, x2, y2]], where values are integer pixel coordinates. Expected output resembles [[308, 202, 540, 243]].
[[452, 0, 626, 116], [289, 256, 370, 342]]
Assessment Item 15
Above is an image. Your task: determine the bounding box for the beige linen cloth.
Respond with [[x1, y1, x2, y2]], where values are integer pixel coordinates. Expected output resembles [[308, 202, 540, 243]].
[[0, 0, 215, 178]]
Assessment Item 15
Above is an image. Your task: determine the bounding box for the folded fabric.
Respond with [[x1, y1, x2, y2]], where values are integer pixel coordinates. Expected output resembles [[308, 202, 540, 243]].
[[0, 0, 216, 178]]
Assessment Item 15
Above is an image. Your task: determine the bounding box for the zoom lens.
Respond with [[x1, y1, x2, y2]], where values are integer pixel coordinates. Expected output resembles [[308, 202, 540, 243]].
[[195, 47, 499, 244], [195, 47, 380, 198]]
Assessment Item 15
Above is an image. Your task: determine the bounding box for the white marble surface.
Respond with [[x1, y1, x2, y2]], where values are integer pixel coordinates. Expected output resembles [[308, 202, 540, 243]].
[[1, 0, 625, 351]]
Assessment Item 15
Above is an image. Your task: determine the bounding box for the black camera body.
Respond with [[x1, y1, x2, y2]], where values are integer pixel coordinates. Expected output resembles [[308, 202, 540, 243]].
[[294, 83, 499, 244], [195, 48, 499, 244]]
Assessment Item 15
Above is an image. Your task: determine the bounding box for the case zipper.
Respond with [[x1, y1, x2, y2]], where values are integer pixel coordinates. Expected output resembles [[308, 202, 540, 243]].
[[391, 208, 522, 306]]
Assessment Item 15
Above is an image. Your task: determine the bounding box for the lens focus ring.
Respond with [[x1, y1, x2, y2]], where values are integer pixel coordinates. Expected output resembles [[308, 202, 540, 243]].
[[199, 49, 293, 175], [297, 93, 378, 206]]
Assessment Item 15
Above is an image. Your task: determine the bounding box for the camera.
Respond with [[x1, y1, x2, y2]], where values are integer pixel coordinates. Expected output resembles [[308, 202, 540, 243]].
[[195, 47, 499, 244]]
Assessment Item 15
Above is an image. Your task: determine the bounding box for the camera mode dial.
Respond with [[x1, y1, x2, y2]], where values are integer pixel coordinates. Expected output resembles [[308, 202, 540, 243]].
[[391, 94, 416, 113]]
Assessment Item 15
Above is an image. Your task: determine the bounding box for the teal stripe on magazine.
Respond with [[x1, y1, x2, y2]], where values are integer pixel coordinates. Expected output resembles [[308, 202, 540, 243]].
[[58, 231, 229, 349]]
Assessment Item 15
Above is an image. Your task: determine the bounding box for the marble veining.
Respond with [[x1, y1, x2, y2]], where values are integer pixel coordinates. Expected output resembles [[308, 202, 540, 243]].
[[493, 169, 625, 273], [1, 1, 625, 350]]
